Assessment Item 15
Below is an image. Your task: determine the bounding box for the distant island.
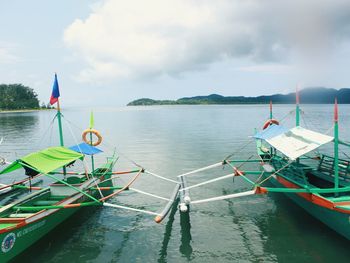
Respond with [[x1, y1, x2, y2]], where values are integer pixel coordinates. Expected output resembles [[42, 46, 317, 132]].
[[128, 87, 350, 106], [0, 84, 51, 111]]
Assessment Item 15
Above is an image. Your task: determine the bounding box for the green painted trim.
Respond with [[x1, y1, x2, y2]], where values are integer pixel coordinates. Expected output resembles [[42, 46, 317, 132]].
[[228, 159, 263, 163], [296, 104, 300, 126], [339, 140, 350, 147], [334, 121, 339, 190], [56, 110, 67, 176], [14, 201, 100, 211], [89, 131, 95, 174], [91, 186, 123, 190], [264, 185, 350, 194]]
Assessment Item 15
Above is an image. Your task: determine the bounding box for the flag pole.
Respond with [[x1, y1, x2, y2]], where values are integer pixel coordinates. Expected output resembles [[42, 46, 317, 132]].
[[52, 73, 66, 176]]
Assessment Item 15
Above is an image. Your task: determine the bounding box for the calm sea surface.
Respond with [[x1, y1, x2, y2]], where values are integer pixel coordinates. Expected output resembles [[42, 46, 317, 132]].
[[1, 104, 350, 263]]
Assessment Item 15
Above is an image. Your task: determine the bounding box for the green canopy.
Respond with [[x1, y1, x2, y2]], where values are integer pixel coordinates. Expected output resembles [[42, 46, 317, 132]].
[[0, 146, 84, 175]]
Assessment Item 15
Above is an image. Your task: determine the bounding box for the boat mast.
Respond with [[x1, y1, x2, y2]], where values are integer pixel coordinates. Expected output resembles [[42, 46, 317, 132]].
[[296, 86, 300, 126], [334, 98, 339, 190], [269, 100, 274, 155], [53, 73, 66, 176], [89, 111, 95, 174], [56, 99, 64, 147]]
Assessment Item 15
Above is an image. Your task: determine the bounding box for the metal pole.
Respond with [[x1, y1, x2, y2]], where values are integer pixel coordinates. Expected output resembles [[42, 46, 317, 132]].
[[334, 98, 339, 190], [56, 99, 66, 176], [90, 132, 95, 174], [296, 86, 300, 126]]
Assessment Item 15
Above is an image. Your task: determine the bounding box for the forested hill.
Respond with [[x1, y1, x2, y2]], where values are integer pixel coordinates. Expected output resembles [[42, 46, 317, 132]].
[[127, 87, 350, 106], [0, 84, 40, 110]]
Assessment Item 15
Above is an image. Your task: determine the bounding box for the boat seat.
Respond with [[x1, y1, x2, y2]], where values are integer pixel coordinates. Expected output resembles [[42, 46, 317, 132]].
[[9, 213, 35, 218], [33, 200, 58, 206]]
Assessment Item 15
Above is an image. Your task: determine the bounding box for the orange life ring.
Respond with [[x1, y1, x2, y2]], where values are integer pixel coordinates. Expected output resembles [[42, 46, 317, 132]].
[[82, 129, 103, 146], [262, 119, 279, 130]]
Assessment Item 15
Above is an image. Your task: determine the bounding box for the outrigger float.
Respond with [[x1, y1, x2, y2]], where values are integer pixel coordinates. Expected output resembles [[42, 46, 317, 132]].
[[0, 74, 180, 262]]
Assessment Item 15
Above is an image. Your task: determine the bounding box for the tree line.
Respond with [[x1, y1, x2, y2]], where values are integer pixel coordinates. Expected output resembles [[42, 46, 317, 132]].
[[0, 84, 51, 110]]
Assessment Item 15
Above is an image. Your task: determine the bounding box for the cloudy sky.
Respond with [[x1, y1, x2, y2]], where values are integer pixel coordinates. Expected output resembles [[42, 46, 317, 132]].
[[1, 0, 350, 106]]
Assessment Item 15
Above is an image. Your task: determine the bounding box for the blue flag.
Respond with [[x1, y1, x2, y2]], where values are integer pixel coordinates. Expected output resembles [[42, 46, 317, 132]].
[[50, 73, 60, 105]]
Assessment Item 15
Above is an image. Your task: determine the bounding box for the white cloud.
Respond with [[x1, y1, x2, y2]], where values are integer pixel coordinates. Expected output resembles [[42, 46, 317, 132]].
[[237, 64, 295, 74], [63, 0, 350, 83], [0, 43, 19, 64]]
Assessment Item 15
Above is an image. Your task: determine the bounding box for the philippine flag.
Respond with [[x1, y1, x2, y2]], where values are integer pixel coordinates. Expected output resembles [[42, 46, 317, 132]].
[[50, 73, 60, 105]]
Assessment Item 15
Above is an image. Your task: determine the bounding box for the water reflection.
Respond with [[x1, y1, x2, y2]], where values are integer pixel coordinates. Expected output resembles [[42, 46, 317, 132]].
[[0, 113, 39, 137], [257, 193, 350, 262], [158, 198, 179, 263], [179, 211, 193, 259], [0, 113, 39, 160]]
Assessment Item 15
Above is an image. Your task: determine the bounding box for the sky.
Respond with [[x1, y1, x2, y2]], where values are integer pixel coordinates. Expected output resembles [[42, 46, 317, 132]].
[[1, 0, 350, 106]]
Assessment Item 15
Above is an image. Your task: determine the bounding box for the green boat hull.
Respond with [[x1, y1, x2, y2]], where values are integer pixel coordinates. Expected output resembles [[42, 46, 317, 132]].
[[0, 167, 115, 261], [270, 176, 350, 240], [0, 205, 80, 262]]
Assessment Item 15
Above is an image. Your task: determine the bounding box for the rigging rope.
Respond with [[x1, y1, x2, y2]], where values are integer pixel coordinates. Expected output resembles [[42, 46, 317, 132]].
[[258, 161, 293, 185], [62, 116, 105, 199]]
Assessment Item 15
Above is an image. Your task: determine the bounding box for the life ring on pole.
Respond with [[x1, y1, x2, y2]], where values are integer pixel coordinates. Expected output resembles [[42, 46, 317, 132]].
[[262, 119, 279, 130], [82, 129, 103, 146]]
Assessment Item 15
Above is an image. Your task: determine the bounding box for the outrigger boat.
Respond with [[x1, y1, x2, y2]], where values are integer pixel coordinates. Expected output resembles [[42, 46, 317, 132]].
[[176, 90, 350, 241], [0, 74, 179, 262], [0, 75, 120, 262]]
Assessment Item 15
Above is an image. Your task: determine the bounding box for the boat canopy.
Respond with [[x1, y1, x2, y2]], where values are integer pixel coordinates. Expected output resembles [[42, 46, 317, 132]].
[[254, 124, 288, 140], [264, 126, 334, 160], [69, 142, 103, 155], [0, 146, 84, 175]]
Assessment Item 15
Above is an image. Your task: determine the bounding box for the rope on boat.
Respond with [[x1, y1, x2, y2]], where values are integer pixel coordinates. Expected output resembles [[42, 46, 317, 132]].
[[257, 161, 292, 185], [179, 172, 235, 192], [223, 140, 254, 162], [190, 190, 256, 204], [63, 117, 105, 199], [103, 202, 160, 216], [144, 170, 178, 183], [129, 187, 171, 201], [177, 162, 223, 178]]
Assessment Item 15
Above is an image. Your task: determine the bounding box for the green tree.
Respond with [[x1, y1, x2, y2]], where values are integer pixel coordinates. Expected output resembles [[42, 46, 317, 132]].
[[0, 84, 40, 110]]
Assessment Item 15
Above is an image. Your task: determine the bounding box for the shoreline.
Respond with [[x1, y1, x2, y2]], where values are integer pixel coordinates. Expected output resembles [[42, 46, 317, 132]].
[[0, 108, 54, 114]]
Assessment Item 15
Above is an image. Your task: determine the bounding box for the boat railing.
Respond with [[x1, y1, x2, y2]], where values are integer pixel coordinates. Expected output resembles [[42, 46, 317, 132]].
[[317, 154, 350, 180]]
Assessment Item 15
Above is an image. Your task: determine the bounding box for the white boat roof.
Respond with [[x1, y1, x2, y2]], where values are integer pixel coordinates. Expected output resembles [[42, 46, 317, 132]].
[[265, 126, 334, 160]]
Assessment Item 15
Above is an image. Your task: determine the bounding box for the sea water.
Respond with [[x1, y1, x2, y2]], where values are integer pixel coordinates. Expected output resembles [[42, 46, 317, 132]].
[[1, 104, 350, 263]]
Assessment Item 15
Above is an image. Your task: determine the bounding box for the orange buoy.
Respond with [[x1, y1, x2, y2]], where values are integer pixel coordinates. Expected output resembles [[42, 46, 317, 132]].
[[262, 119, 279, 130], [82, 129, 103, 146]]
